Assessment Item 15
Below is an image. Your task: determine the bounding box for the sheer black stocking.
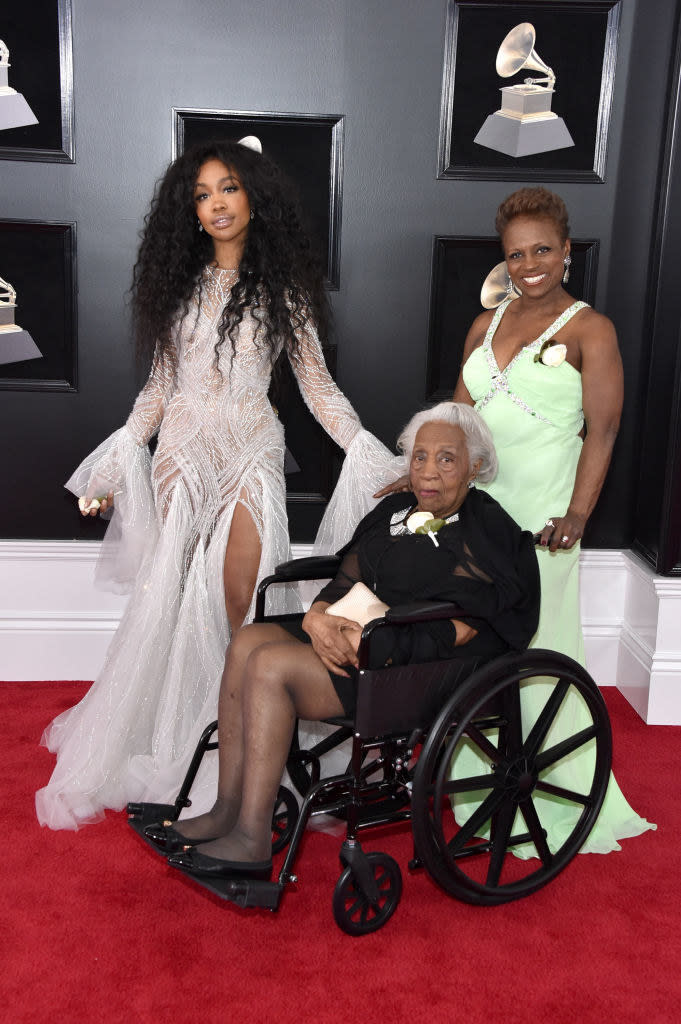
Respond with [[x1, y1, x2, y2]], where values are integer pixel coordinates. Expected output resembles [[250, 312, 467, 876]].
[[170, 622, 290, 842], [195, 628, 344, 863]]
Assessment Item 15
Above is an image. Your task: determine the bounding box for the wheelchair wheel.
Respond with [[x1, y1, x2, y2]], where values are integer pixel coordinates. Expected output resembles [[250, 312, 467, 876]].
[[271, 786, 298, 854], [411, 650, 612, 906], [332, 852, 402, 935]]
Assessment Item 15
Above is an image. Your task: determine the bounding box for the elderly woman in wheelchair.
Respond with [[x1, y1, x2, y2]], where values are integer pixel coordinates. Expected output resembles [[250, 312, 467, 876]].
[[134, 401, 612, 933]]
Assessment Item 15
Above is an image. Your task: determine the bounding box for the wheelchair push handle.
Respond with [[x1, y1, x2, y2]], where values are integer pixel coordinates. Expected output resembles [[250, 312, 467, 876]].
[[255, 556, 342, 620], [273, 555, 341, 581]]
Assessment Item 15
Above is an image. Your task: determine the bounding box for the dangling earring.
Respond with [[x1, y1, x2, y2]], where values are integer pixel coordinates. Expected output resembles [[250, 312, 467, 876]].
[[504, 269, 521, 298], [562, 254, 571, 284], [467, 478, 476, 489], [250, 209, 255, 221], [197, 219, 203, 232]]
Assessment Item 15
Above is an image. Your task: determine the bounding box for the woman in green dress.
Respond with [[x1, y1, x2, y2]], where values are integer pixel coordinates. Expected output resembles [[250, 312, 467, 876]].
[[375, 186, 653, 854], [451, 186, 653, 853], [456, 187, 613, 662]]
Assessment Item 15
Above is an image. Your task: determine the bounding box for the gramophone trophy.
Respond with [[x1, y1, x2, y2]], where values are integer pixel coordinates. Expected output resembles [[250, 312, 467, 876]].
[[0, 40, 38, 132], [474, 23, 574, 158], [0, 276, 42, 366], [480, 262, 520, 309]]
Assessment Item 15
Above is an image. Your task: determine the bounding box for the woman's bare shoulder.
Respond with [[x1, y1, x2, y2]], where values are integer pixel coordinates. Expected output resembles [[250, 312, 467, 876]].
[[472, 308, 496, 331], [573, 306, 618, 344], [465, 308, 495, 349]]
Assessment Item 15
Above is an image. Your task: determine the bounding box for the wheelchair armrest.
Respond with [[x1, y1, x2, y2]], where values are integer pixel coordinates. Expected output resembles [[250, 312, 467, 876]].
[[356, 602, 466, 670], [255, 556, 341, 621], [384, 601, 463, 625], [273, 555, 341, 581]]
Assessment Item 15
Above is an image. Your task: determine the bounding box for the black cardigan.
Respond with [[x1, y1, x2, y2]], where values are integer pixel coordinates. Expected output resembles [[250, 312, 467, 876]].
[[317, 489, 540, 653]]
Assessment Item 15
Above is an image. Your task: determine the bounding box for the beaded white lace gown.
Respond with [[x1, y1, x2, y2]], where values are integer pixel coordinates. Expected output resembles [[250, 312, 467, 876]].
[[36, 268, 395, 830]]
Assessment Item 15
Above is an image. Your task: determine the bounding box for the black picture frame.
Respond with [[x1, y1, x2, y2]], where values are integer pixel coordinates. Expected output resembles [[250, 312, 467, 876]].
[[438, 0, 621, 182], [173, 108, 344, 289], [272, 347, 342, 506], [173, 108, 346, 512], [0, 0, 74, 163], [0, 219, 77, 391], [425, 235, 599, 400]]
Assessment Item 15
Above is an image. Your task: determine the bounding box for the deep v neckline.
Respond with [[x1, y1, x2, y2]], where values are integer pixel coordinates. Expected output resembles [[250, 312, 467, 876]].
[[486, 298, 588, 375], [196, 265, 239, 331]]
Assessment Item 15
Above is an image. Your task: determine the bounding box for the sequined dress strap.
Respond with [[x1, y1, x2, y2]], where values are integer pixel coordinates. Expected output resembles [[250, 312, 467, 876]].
[[476, 299, 589, 422]]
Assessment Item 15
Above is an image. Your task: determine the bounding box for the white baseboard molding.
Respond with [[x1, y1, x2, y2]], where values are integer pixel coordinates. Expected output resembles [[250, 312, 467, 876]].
[[615, 553, 681, 724], [0, 540, 313, 682], [2, 542, 680, 723]]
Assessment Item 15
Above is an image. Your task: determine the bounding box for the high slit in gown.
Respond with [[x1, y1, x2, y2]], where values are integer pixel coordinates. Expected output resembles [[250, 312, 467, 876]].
[[36, 267, 395, 829]]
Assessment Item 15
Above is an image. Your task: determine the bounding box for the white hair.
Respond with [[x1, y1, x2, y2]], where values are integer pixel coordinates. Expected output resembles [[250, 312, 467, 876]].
[[396, 401, 498, 483]]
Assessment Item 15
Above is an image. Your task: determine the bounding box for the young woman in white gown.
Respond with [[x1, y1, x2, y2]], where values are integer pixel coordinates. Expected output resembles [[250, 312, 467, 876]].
[[36, 138, 393, 830]]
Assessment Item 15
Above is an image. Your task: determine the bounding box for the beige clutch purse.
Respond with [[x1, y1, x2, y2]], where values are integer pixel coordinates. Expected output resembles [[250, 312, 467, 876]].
[[324, 582, 390, 628]]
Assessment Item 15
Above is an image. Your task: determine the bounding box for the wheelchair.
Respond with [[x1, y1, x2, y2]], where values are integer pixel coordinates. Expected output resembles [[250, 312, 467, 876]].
[[128, 554, 613, 936]]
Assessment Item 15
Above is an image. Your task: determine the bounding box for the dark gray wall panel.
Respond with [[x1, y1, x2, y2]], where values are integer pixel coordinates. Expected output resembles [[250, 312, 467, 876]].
[[0, 0, 676, 547]]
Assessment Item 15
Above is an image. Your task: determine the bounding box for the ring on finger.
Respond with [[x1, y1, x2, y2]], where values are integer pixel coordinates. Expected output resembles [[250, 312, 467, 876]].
[[561, 535, 569, 543], [545, 519, 555, 528]]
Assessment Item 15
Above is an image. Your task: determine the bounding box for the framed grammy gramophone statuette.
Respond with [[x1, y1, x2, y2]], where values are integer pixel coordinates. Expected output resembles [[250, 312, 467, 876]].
[[173, 108, 346, 516], [0, 1, 74, 162], [173, 108, 344, 290], [0, 219, 77, 391], [438, 0, 621, 181]]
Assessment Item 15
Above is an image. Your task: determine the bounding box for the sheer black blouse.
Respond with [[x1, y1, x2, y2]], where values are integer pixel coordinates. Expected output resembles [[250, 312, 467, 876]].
[[316, 489, 540, 660]]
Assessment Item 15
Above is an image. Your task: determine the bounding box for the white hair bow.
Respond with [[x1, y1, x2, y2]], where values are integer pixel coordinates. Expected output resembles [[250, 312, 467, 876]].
[[237, 135, 262, 154]]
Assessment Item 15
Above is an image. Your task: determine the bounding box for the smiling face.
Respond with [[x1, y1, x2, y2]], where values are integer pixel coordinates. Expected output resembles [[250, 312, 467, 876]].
[[193, 158, 251, 261], [501, 215, 570, 299], [408, 421, 480, 519]]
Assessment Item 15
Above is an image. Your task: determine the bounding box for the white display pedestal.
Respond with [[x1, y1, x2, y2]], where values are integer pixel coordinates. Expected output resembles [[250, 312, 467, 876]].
[[0, 90, 38, 130], [474, 85, 574, 157], [0, 326, 42, 365]]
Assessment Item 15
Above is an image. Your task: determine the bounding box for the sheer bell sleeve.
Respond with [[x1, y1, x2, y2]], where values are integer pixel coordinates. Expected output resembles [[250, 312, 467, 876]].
[[125, 344, 177, 447], [65, 346, 177, 594], [288, 321, 405, 554]]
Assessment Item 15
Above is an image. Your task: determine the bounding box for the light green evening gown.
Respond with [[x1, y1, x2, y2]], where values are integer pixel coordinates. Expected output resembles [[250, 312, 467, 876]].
[[461, 297, 655, 855]]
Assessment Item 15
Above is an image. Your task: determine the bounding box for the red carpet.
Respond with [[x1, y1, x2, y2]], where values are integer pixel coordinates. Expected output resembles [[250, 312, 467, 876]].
[[5, 681, 680, 1023]]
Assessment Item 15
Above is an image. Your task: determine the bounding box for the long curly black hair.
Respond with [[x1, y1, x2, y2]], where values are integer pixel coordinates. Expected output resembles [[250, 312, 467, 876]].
[[130, 139, 331, 375]]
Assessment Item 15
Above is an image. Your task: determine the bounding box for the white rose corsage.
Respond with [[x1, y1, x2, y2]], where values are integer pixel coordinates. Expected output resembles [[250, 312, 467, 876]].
[[406, 510, 446, 547], [534, 339, 567, 367], [78, 496, 106, 513]]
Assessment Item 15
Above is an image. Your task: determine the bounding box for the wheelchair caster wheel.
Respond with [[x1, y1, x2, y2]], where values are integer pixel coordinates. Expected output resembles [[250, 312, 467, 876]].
[[271, 786, 298, 855], [332, 852, 402, 935]]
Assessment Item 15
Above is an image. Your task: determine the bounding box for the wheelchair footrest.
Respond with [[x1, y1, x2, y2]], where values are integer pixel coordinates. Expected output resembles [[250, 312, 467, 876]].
[[127, 801, 177, 825], [175, 868, 284, 910], [126, 802, 178, 854]]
